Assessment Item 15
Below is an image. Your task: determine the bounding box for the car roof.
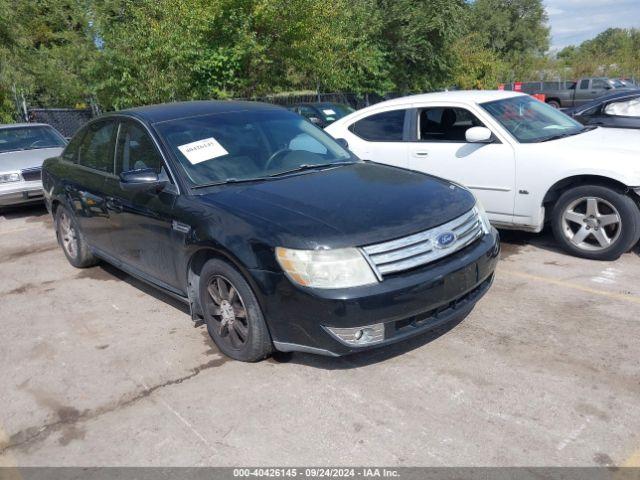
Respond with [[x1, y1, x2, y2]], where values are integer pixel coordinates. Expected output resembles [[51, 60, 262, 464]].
[[369, 90, 524, 108], [117, 100, 285, 124], [0, 123, 54, 129]]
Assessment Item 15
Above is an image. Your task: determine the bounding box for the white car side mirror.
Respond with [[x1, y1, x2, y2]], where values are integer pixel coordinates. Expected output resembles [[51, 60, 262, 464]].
[[465, 126, 493, 143]]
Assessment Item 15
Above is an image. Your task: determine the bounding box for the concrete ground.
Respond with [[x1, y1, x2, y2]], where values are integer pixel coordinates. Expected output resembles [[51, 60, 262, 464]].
[[0, 204, 639, 467]]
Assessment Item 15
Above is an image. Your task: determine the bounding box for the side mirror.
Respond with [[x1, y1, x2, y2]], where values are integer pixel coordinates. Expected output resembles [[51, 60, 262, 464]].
[[119, 168, 167, 192], [465, 127, 493, 144], [335, 138, 349, 149], [308, 116, 324, 126]]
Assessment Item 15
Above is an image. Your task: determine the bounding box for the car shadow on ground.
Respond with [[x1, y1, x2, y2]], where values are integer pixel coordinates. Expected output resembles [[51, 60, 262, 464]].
[[0, 203, 49, 222], [79, 262, 191, 316], [497, 227, 567, 259]]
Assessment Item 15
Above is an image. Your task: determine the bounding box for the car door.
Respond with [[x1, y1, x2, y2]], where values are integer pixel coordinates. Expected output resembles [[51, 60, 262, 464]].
[[406, 105, 516, 222], [63, 119, 118, 254], [573, 79, 594, 106], [102, 119, 182, 291], [342, 107, 409, 168]]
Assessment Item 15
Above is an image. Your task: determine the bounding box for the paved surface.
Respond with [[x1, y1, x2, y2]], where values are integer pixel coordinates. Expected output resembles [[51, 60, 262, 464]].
[[1, 204, 639, 467]]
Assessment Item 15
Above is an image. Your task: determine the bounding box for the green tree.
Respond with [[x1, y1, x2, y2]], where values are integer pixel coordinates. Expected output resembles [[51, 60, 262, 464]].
[[376, 0, 467, 92], [470, 0, 549, 79]]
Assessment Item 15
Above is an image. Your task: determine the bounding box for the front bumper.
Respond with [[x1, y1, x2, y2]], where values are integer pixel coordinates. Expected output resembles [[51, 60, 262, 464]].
[[249, 228, 500, 356], [0, 180, 44, 207]]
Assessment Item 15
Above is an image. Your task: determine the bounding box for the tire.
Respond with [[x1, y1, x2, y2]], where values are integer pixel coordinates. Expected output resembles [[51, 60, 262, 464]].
[[199, 259, 273, 362], [546, 100, 561, 109], [55, 205, 99, 268], [551, 185, 640, 260]]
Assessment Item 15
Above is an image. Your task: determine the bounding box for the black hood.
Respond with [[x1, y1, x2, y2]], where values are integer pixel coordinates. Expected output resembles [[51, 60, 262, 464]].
[[198, 162, 476, 249]]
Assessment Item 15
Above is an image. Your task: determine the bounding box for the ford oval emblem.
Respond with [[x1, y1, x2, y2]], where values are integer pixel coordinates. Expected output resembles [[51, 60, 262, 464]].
[[435, 231, 457, 249]]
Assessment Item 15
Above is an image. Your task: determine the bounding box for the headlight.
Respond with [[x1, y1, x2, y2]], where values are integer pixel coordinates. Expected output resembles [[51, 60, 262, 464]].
[[475, 200, 491, 234], [275, 247, 378, 289], [0, 172, 21, 184]]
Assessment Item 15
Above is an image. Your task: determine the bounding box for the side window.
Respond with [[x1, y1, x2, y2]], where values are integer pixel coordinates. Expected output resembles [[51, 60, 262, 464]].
[[298, 106, 317, 119], [78, 121, 116, 173], [62, 130, 86, 163], [592, 79, 608, 90], [580, 79, 590, 90], [115, 122, 166, 176], [349, 109, 406, 142], [418, 107, 485, 142]]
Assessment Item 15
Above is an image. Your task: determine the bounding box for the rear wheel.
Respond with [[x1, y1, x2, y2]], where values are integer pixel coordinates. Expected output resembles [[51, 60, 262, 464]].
[[55, 205, 98, 268], [199, 259, 273, 362], [551, 185, 640, 260], [546, 99, 561, 109]]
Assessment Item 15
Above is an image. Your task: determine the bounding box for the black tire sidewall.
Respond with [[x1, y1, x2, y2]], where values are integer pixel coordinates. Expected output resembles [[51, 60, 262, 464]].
[[551, 185, 640, 260], [55, 205, 97, 268], [547, 100, 561, 109], [199, 259, 272, 362]]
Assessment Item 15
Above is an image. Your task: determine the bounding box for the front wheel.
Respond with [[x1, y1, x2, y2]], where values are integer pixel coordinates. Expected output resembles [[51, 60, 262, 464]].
[[199, 259, 273, 362], [551, 185, 640, 260]]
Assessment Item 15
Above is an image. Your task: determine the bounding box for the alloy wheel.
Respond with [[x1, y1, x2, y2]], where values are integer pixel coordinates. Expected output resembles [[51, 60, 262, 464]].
[[561, 197, 622, 251], [59, 211, 78, 259], [205, 275, 249, 349]]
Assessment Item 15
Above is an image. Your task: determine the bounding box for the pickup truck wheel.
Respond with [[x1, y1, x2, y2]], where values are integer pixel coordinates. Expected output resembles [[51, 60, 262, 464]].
[[551, 185, 640, 260], [546, 100, 561, 109], [199, 259, 273, 362], [55, 206, 98, 268]]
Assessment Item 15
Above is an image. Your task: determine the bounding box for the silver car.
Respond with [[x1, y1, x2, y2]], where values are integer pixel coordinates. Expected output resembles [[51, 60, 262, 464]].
[[0, 123, 67, 208]]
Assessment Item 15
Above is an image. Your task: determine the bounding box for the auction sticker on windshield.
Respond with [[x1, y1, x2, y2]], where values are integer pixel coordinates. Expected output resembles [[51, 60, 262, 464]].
[[178, 137, 229, 164]]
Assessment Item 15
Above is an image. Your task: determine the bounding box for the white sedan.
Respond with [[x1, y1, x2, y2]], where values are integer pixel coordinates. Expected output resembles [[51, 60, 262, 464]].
[[325, 91, 640, 260]]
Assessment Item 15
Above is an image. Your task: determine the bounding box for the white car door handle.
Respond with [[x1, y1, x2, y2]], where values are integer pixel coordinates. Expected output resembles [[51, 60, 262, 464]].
[[413, 151, 429, 157]]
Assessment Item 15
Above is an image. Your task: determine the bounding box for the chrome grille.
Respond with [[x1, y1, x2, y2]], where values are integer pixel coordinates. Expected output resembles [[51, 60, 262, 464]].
[[361, 208, 484, 277], [21, 167, 42, 182]]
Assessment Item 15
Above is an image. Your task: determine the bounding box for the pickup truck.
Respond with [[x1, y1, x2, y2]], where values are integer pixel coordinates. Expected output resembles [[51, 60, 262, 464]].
[[505, 77, 630, 109]]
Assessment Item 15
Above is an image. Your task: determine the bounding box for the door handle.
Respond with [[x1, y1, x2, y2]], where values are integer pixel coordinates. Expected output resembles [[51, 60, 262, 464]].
[[413, 151, 429, 157]]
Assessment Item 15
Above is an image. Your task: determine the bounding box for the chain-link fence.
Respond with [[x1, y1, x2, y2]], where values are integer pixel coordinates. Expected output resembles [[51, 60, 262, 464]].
[[234, 92, 399, 109], [26, 108, 94, 138]]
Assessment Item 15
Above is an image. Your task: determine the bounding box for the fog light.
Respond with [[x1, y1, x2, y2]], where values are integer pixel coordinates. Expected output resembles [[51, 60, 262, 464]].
[[324, 323, 385, 347]]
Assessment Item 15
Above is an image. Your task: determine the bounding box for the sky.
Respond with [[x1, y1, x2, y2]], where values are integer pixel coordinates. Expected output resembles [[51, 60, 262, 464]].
[[545, 0, 640, 50]]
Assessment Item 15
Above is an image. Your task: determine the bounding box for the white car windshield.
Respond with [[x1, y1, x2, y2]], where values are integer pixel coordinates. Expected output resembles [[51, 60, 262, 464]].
[[0, 126, 66, 154], [481, 96, 586, 143]]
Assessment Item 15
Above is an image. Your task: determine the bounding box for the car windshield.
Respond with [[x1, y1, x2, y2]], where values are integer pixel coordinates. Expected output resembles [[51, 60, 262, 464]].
[[0, 126, 66, 154], [156, 109, 355, 187], [318, 104, 354, 122], [481, 96, 586, 143]]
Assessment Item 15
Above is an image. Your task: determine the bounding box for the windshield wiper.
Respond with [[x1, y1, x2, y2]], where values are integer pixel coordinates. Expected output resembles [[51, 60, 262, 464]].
[[539, 125, 597, 142], [191, 161, 357, 189], [191, 177, 270, 189], [266, 161, 356, 178]]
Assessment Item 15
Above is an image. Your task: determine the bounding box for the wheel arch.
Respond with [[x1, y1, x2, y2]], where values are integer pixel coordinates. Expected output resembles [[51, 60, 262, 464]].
[[185, 246, 267, 323], [542, 175, 637, 222]]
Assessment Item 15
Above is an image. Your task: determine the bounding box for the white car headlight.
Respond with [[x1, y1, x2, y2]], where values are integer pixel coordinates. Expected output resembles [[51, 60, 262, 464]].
[[475, 200, 491, 234], [276, 247, 378, 289], [0, 172, 21, 184]]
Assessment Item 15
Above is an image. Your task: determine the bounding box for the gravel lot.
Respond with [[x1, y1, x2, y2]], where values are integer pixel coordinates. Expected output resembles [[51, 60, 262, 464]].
[[1, 204, 639, 467]]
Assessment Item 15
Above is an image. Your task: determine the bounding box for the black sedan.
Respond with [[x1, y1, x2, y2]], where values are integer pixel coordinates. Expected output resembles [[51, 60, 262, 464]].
[[565, 89, 640, 129], [42, 101, 499, 362], [288, 102, 355, 127]]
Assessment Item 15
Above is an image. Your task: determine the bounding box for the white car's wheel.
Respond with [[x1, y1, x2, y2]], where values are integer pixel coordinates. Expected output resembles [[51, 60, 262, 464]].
[[551, 185, 640, 260]]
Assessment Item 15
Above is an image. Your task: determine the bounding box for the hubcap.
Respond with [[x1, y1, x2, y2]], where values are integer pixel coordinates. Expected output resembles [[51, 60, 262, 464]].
[[205, 276, 249, 349], [561, 197, 621, 251], [59, 212, 78, 258]]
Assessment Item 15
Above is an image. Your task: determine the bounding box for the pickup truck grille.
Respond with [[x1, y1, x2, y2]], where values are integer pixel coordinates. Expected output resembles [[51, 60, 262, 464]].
[[361, 208, 484, 277], [21, 167, 42, 182]]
